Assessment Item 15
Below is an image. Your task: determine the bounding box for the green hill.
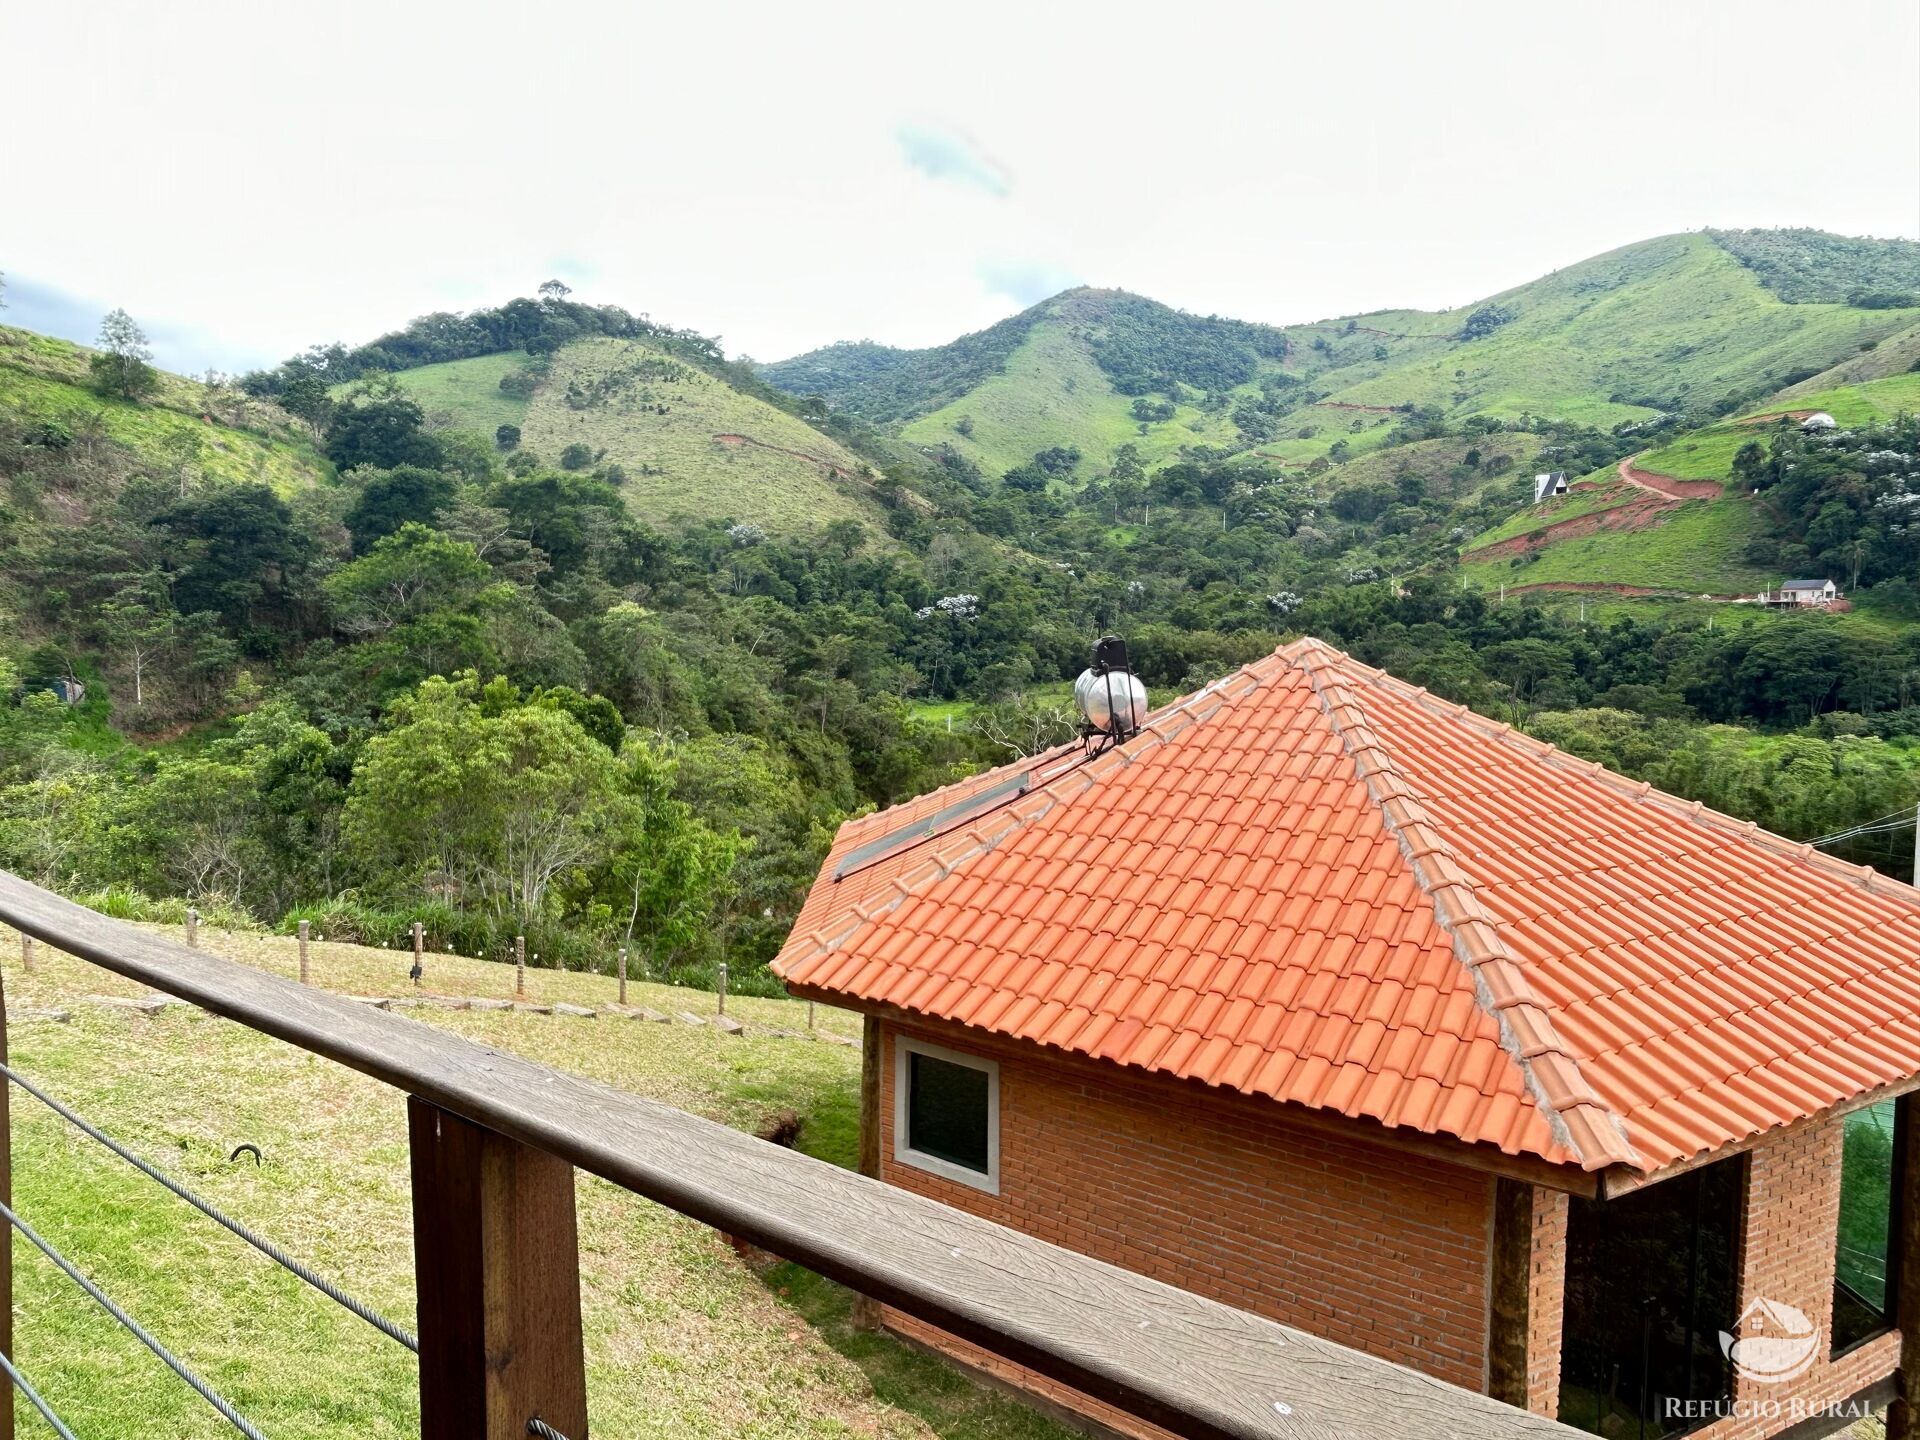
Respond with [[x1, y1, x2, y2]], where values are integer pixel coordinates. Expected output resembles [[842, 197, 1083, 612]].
[[764, 232, 1920, 480], [377, 337, 895, 537], [0, 325, 328, 496]]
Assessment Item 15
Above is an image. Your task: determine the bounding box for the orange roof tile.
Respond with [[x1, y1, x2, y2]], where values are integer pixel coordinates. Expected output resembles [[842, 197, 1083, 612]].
[[773, 638, 1920, 1176]]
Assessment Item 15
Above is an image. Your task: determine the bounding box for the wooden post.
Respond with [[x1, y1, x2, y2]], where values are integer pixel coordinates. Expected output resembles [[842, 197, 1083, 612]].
[[515, 936, 526, 998], [185, 908, 199, 948], [617, 948, 627, 1007], [17, 936, 31, 974], [412, 922, 424, 973], [717, 963, 727, 1016], [851, 1014, 882, 1330], [298, 920, 310, 985], [807, 1001, 815, 1031], [1887, 1096, 1920, 1440], [407, 1099, 587, 1440], [1487, 1178, 1534, 1408], [0, 967, 14, 1440]]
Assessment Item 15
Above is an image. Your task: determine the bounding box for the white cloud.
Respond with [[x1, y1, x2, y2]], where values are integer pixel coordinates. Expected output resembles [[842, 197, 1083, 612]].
[[2, 0, 1915, 374]]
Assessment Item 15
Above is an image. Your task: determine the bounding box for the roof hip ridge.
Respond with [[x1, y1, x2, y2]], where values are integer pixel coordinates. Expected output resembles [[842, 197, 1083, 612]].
[[1292, 646, 1643, 1174], [1332, 649, 1918, 906]]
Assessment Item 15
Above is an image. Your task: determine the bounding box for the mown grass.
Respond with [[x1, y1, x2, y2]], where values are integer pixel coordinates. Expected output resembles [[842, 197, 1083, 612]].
[[0, 925, 1072, 1440], [517, 338, 891, 538], [1461, 494, 1774, 594], [374, 352, 529, 437], [1753, 371, 1920, 427]]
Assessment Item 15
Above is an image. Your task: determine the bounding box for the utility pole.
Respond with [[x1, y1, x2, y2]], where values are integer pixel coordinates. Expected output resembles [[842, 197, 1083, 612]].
[[1912, 801, 1919, 887]]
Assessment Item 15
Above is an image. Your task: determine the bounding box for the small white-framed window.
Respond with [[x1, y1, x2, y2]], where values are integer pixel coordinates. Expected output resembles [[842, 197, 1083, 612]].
[[893, 1036, 1000, 1194]]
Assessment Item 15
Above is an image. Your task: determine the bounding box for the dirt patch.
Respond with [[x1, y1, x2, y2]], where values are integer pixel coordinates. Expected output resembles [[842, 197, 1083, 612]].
[[1462, 489, 1680, 560], [1498, 581, 1746, 601], [1618, 454, 1722, 501], [1313, 400, 1402, 413], [712, 433, 857, 481], [1736, 409, 1816, 427]]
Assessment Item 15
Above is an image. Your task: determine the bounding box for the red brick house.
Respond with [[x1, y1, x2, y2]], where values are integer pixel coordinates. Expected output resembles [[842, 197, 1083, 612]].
[[773, 639, 1920, 1440]]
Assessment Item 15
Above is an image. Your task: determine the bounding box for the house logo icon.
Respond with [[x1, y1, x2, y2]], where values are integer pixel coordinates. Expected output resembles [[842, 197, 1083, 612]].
[[1719, 1298, 1819, 1384]]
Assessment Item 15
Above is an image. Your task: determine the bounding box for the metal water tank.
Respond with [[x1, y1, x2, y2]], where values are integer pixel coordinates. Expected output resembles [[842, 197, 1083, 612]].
[[1073, 666, 1148, 737]]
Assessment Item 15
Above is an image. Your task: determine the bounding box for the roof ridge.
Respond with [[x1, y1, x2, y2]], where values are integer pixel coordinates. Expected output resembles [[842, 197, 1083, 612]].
[[780, 657, 1285, 974], [1324, 649, 1920, 909], [1291, 644, 1643, 1173]]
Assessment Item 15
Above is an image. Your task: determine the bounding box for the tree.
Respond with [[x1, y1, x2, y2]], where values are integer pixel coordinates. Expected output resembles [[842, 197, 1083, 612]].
[[559, 443, 594, 471], [89, 308, 157, 401], [96, 581, 173, 709], [495, 423, 521, 450], [344, 466, 456, 554], [323, 384, 444, 471], [345, 674, 622, 920], [592, 741, 739, 976]]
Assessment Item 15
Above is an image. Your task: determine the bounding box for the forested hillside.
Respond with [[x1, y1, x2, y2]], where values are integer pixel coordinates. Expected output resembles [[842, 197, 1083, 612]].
[[6, 232, 1920, 1000]]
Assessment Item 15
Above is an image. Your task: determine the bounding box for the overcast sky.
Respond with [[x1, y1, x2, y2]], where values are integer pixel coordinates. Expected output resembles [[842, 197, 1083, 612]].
[[4, 0, 1917, 375]]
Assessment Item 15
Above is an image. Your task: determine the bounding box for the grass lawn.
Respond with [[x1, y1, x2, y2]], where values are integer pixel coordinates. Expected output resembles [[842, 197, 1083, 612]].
[[1463, 472, 1637, 549], [1752, 371, 1920, 427], [0, 924, 1074, 1440], [376, 352, 530, 437]]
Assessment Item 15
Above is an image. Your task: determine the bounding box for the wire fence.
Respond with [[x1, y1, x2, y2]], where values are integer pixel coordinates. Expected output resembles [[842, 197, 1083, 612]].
[[0, 1055, 421, 1437], [0, 1059, 417, 1353], [1, 1196, 269, 1439]]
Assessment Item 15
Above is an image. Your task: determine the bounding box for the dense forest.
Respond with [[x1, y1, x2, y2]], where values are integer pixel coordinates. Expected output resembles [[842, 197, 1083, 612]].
[[6, 270, 1920, 993]]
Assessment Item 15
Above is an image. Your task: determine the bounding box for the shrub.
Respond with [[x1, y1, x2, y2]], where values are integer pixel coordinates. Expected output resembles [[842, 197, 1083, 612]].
[[495, 423, 521, 449], [559, 442, 594, 471]]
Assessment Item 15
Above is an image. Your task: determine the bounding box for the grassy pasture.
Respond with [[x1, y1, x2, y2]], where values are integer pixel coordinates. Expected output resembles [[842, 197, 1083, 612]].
[[0, 925, 1070, 1440], [1461, 493, 1774, 595]]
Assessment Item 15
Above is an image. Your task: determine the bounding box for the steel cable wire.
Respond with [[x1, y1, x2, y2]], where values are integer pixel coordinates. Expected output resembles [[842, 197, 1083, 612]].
[[0, 1196, 269, 1440], [0, 1059, 417, 1354], [527, 1419, 575, 1440], [0, 1347, 81, 1440]]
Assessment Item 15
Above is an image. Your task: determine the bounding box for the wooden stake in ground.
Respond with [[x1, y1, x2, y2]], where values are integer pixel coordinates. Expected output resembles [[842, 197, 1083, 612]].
[[18, 935, 32, 974], [185, 908, 199, 949], [411, 922, 424, 986], [807, 1001, 815, 1031], [617, 947, 627, 1007], [717, 963, 728, 1016], [297, 920, 310, 985], [515, 935, 526, 998]]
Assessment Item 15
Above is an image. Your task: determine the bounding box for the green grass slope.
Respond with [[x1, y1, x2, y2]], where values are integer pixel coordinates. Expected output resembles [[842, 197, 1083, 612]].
[[392, 337, 894, 537], [770, 233, 1920, 481], [898, 314, 1242, 479], [0, 325, 329, 495], [1, 925, 1072, 1440], [1312, 234, 1920, 427]]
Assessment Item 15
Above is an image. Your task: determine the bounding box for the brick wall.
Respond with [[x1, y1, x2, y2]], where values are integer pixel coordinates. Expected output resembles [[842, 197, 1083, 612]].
[[1519, 1117, 1899, 1438], [876, 1017, 1499, 1398], [1695, 1117, 1899, 1440], [1526, 1187, 1569, 1415]]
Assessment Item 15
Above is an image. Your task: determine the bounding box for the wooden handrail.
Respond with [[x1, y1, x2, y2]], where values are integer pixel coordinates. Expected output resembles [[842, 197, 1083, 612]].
[[0, 871, 1580, 1439]]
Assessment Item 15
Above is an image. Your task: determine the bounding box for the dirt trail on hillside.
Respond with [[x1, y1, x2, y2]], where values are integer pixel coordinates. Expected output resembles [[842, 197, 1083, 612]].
[[1737, 410, 1817, 427], [1313, 400, 1402, 414], [713, 433, 858, 480], [1497, 581, 1746, 601], [1617, 454, 1722, 501], [1463, 489, 1681, 561]]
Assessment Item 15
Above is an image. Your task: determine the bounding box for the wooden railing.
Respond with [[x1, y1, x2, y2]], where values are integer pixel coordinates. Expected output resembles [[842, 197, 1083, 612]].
[[0, 870, 1581, 1439]]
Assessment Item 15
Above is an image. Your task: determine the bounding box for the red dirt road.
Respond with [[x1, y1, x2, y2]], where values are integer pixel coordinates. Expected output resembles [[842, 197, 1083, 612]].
[[1463, 491, 1680, 561], [1313, 401, 1402, 413], [1616, 454, 1722, 501], [713, 432, 858, 480]]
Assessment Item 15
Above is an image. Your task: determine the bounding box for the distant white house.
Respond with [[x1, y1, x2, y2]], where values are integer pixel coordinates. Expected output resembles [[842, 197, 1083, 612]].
[[1534, 470, 1569, 501], [1801, 412, 1838, 433], [1762, 579, 1840, 607]]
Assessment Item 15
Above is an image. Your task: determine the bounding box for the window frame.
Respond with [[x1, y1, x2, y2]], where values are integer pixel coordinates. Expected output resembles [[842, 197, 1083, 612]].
[[1830, 1093, 1907, 1360], [893, 1035, 1001, 1195]]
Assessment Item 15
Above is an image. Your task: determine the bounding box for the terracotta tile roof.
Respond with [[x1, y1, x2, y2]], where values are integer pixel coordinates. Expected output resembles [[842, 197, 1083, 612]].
[[773, 638, 1920, 1175]]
